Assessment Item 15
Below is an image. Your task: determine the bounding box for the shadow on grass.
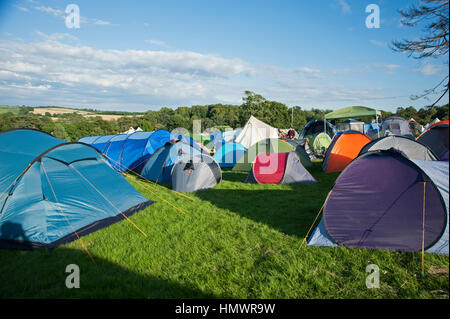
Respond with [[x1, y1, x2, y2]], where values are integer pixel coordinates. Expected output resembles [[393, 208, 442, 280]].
[[196, 168, 338, 238], [0, 247, 217, 298]]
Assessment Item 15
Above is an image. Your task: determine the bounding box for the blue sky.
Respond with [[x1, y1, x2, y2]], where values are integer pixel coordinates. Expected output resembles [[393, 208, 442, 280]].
[[0, 0, 448, 112]]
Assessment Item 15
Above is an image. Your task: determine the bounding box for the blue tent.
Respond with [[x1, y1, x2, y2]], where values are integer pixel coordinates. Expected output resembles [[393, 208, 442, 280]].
[[0, 129, 153, 249], [213, 142, 246, 168], [141, 139, 205, 184], [308, 150, 448, 254], [210, 129, 242, 151], [79, 130, 174, 173]]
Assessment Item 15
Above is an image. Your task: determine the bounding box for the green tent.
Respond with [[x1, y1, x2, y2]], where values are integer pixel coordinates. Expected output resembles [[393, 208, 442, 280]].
[[325, 106, 381, 120], [311, 132, 331, 156], [325, 106, 381, 138], [232, 138, 311, 171]]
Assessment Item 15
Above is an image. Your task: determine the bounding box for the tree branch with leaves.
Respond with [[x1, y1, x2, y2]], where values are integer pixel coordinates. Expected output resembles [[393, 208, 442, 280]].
[[391, 0, 449, 107]]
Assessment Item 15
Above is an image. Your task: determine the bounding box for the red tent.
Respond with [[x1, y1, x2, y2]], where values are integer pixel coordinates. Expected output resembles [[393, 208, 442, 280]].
[[244, 152, 316, 185]]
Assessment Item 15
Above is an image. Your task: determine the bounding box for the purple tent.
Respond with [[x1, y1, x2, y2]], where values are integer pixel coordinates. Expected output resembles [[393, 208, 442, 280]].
[[308, 150, 449, 254]]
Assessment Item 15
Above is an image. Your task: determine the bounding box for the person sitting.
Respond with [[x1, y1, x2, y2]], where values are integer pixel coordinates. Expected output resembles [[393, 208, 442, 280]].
[[287, 127, 296, 139]]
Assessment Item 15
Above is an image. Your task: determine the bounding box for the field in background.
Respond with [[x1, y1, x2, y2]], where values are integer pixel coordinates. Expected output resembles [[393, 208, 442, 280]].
[[0, 165, 447, 299], [32, 107, 143, 121], [0, 106, 22, 114]]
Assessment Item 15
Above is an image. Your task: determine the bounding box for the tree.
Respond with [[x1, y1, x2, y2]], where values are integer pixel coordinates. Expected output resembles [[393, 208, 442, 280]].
[[239, 91, 290, 128], [392, 0, 449, 107], [291, 106, 307, 130], [53, 123, 70, 141], [395, 106, 418, 120]]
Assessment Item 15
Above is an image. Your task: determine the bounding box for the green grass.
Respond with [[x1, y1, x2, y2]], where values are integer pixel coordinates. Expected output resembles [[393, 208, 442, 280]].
[[0, 105, 22, 114], [0, 165, 448, 298]]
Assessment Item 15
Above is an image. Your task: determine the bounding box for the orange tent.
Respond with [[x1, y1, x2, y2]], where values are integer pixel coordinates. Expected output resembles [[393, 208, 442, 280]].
[[322, 131, 371, 173]]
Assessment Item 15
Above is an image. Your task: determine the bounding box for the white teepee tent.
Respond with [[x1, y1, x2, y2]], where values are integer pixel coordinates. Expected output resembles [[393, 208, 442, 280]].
[[234, 116, 279, 149]]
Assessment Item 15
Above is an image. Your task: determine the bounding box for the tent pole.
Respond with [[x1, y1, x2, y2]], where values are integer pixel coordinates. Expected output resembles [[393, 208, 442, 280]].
[[376, 112, 380, 138], [291, 108, 293, 127]]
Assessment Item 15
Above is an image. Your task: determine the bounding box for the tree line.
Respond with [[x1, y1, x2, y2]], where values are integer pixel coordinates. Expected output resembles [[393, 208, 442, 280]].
[[0, 91, 448, 142]]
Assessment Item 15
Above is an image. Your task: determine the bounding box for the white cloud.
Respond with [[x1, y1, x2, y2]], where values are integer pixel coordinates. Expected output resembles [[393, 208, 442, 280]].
[[0, 33, 425, 111], [2, 61, 44, 73], [9, 83, 51, 90], [370, 40, 387, 47], [33, 5, 115, 26], [94, 19, 112, 26], [34, 6, 65, 18], [418, 64, 441, 76], [384, 64, 400, 70], [33, 31, 80, 42], [0, 34, 254, 108], [146, 39, 168, 47], [337, 0, 351, 14], [295, 66, 320, 74]]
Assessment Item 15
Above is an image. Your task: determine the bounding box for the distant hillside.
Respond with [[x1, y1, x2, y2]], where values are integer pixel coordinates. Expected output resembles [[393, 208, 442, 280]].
[[32, 106, 143, 121]]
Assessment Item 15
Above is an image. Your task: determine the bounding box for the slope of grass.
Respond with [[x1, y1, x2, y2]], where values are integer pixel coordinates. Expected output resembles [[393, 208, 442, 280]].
[[0, 166, 448, 298]]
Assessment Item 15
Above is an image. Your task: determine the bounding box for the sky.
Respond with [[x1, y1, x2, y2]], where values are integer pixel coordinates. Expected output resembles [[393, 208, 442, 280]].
[[0, 0, 448, 112]]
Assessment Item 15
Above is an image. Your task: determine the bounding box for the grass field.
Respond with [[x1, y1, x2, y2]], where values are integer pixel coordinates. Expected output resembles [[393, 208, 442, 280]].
[[0, 105, 22, 114], [0, 165, 448, 299], [32, 107, 143, 121]]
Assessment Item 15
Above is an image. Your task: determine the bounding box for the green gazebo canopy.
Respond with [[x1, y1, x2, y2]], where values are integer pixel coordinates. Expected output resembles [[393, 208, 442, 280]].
[[325, 106, 381, 120]]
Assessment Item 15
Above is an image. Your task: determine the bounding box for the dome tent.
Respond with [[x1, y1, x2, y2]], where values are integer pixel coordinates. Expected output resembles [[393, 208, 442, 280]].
[[381, 116, 414, 139], [0, 129, 153, 250], [232, 138, 311, 171], [244, 152, 317, 185], [311, 132, 332, 157], [359, 135, 438, 161], [78, 130, 202, 173], [171, 154, 222, 192], [308, 150, 448, 254], [213, 142, 246, 168], [298, 119, 336, 140], [322, 131, 371, 173], [78, 130, 173, 173], [416, 120, 449, 160], [141, 139, 206, 184]]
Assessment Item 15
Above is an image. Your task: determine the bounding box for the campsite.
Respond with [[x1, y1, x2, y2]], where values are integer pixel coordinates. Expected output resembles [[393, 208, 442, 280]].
[[0, 106, 448, 299], [0, 0, 449, 303]]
